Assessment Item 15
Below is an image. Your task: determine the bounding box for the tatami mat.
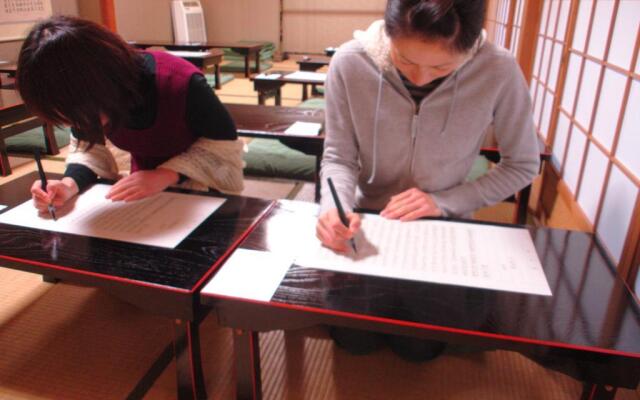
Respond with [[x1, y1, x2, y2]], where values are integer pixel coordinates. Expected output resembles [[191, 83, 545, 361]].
[[0, 266, 637, 400]]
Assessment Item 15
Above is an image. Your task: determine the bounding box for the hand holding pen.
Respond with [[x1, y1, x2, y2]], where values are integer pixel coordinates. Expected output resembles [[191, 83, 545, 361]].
[[315, 178, 360, 253], [34, 150, 57, 220]]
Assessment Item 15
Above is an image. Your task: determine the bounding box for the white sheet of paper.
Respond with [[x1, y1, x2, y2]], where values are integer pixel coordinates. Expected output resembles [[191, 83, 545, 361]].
[[285, 71, 326, 82], [0, 205, 6, 212], [166, 50, 212, 58], [295, 215, 551, 296], [284, 121, 322, 136], [202, 249, 293, 301], [255, 73, 281, 80], [0, 184, 225, 248]]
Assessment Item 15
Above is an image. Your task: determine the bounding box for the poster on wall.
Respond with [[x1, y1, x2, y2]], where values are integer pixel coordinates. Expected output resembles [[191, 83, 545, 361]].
[[0, 0, 52, 24]]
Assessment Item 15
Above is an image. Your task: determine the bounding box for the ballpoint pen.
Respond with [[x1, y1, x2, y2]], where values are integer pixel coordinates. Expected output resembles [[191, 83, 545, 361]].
[[327, 177, 357, 253], [34, 150, 57, 221]]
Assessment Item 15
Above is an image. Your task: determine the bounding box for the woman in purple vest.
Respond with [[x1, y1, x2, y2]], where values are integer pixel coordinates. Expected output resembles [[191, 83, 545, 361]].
[[17, 16, 244, 212]]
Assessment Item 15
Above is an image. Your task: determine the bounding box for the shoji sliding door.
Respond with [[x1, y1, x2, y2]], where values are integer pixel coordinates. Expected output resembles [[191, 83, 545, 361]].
[[531, 0, 640, 288]]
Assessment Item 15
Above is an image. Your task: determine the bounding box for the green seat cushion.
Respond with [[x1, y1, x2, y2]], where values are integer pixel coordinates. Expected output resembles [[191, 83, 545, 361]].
[[5, 125, 71, 156], [221, 61, 273, 73], [204, 73, 234, 87], [244, 138, 315, 182], [466, 156, 490, 182], [298, 98, 326, 109]]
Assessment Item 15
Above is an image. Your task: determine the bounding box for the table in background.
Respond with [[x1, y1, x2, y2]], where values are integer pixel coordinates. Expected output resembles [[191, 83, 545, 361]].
[[202, 199, 640, 400], [226, 103, 325, 200], [294, 55, 331, 97], [0, 172, 273, 399], [251, 70, 326, 105], [0, 89, 59, 176], [129, 40, 265, 77], [167, 49, 224, 89], [0, 62, 17, 88]]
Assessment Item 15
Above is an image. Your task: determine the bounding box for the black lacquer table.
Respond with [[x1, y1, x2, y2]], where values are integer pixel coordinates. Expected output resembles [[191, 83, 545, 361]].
[[202, 200, 640, 400], [0, 172, 273, 399]]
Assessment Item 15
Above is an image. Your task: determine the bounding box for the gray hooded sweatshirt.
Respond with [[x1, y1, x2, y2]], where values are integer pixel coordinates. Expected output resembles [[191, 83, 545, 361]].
[[320, 20, 540, 217]]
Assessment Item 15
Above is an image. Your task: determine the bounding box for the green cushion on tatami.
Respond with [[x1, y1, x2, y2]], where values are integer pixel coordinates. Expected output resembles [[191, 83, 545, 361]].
[[244, 138, 315, 182], [5, 126, 71, 155]]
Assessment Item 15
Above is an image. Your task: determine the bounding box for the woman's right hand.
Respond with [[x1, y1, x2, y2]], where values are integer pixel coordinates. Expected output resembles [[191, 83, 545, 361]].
[[316, 208, 361, 253], [31, 178, 79, 213]]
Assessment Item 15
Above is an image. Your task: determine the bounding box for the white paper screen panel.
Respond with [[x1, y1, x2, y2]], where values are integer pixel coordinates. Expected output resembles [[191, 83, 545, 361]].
[[534, 82, 544, 125], [588, 0, 615, 59], [609, 1, 640, 69], [593, 68, 627, 152], [617, 79, 640, 179], [547, 0, 559, 36], [598, 166, 638, 263], [541, 92, 554, 138], [541, 0, 551, 34], [548, 42, 563, 89], [552, 113, 571, 170], [555, 0, 570, 41], [577, 143, 609, 222], [561, 54, 581, 113], [572, 0, 593, 52], [564, 130, 587, 193], [534, 36, 544, 78], [575, 60, 600, 129], [541, 38, 552, 81]]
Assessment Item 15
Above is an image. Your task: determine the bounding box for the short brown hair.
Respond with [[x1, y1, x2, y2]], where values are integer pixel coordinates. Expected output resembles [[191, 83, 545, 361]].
[[16, 16, 144, 144]]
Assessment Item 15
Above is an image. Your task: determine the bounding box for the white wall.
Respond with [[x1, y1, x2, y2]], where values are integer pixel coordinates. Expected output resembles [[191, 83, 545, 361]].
[[0, 0, 77, 62]]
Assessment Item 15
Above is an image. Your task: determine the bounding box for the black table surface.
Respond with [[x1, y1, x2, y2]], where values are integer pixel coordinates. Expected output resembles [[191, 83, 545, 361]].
[[0, 172, 273, 292], [204, 199, 640, 386]]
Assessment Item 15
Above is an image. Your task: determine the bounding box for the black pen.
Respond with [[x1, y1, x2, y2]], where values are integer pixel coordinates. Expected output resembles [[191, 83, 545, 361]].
[[327, 177, 357, 253], [34, 150, 57, 221]]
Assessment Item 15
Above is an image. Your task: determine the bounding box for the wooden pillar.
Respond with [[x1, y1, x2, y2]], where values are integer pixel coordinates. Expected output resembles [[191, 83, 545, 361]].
[[100, 0, 117, 32], [516, 0, 544, 83]]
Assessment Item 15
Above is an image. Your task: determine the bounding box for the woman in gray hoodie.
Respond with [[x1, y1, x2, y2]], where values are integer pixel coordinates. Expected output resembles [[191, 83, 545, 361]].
[[317, 0, 539, 252], [317, 0, 540, 360]]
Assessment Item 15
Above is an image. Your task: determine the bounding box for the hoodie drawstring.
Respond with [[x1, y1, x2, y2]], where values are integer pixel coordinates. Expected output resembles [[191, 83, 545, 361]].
[[367, 71, 384, 184], [440, 72, 460, 135]]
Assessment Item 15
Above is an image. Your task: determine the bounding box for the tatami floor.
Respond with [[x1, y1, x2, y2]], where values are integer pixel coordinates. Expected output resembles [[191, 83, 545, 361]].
[[0, 59, 637, 399]]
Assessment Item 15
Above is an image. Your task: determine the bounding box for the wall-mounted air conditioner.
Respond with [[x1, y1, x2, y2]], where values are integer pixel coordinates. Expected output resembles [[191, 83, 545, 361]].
[[171, 0, 207, 43]]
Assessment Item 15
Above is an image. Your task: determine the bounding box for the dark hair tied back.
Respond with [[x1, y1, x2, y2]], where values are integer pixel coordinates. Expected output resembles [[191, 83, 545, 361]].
[[385, 0, 486, 52]]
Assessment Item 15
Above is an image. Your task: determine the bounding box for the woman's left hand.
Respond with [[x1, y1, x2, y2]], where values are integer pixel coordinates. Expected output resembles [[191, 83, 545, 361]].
[[380, 187, 442, 221], [106, 168, 179, 202]]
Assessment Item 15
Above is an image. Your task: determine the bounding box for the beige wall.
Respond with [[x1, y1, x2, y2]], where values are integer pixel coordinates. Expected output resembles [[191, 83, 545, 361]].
[[201, 0, 279, 47], [77, 0, 101, 24], [0, 0, 78, 62], [283, 0, 384, 54], [114, 0, 173, 41]]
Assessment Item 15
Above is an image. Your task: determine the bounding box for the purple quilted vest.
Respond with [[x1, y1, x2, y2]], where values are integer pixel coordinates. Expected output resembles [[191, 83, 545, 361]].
[[107, 51, 201, 172]]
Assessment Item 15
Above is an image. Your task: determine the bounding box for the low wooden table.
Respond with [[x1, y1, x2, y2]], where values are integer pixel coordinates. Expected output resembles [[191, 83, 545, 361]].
[[166, 49, 224, 89], [295, 55, 331, 72], [129, 40, 265, 77], [0, 171, 273, 399], [0, 89, 59, 176], [203, 199, 640, 400], [250, 70, 326, 105]]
